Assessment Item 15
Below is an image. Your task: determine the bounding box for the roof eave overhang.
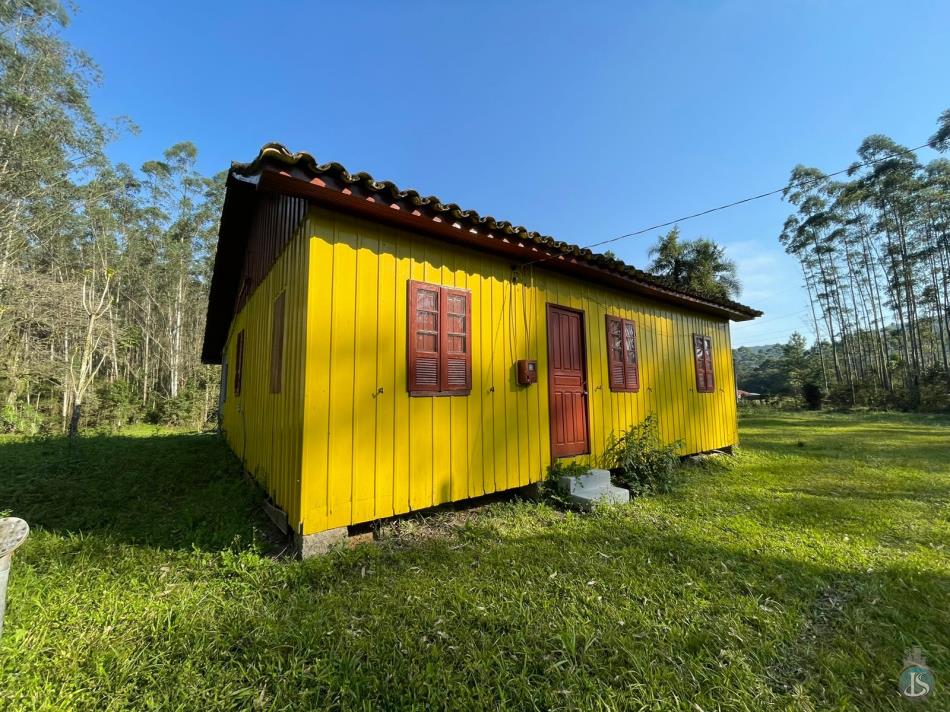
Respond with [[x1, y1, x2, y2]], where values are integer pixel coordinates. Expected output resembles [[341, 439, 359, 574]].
[[255, 168, 758, 322], [200, 174, 257, 364]]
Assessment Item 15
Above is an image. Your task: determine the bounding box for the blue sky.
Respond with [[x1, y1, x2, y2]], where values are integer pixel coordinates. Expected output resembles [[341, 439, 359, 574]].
[[63, 1, 949, 347]]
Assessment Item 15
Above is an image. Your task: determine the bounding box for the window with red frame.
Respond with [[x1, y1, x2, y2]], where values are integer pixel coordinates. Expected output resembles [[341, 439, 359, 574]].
[[693, 333, 714, 393], [407, 281, 471, 396], [605, 315, 639, 392]]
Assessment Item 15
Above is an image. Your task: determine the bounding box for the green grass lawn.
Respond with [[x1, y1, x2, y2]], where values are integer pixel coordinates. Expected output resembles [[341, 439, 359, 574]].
[[0, 413, 948, 710]]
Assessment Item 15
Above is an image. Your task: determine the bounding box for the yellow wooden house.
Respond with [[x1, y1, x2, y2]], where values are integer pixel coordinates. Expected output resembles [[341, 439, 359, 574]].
[[201, 144, 761, 554]]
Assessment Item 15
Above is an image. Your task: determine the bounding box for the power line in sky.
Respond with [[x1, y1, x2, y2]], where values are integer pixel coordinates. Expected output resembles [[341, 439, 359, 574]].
[[731, 307, 810, 327], [522, 139, 933, 267]]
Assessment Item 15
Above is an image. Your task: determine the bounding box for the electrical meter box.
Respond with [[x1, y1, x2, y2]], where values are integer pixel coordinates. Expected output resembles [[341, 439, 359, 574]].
[[516, 359, 538, 385]]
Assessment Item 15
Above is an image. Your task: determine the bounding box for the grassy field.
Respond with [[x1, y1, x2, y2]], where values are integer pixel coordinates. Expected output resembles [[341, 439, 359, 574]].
[[0, 413, 947, 710]]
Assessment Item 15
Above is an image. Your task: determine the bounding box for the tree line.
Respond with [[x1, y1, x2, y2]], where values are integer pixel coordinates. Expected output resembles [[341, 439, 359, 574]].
[[776, 110, 950, 410], [732, 334, 828, 410], [1, 0, 751, 436], [1, 1, 222, 434], [3, 1, 946, 438]]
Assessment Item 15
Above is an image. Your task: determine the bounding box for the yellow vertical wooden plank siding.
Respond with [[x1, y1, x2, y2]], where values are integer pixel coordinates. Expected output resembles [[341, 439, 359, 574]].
[[352, 226, 380, 524], [294, 206, 740, 535], [392, 238, 412, 515], [299, 211, 333, 535], [326, 220, 358, 530], [219, 219, 310, 529], [217, 204, 744, 538], [466, 254, 486, 500], [375, 228, 397, 521], [451, 257, 470, 502]]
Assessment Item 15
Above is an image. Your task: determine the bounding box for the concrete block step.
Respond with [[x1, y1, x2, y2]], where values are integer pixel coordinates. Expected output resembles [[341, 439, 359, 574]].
[[557, 468, 611, 494], [557, 469, 630, 510], [567, 483, 630, 511]]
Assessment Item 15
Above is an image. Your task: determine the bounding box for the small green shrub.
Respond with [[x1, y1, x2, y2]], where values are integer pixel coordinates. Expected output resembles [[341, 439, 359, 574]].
[[96, 379, 142, 429], [548, 460, 590, 479], [0, 402, 45, 435], [801, 382, 823, 410], [825, 380, 899, 410], [601, 415, 681, 495], [149, 387, 208, 427], [918, 368, 950, 412], [738, 396, 804, 413]]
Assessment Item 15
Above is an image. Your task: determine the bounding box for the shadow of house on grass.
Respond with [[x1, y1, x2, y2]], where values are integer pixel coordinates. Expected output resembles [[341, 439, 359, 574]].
[[0, 422, 948, 708], [0, 431, 281, 553]]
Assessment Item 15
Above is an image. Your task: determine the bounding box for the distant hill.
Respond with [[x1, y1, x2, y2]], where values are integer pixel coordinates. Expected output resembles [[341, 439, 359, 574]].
[[732, 343, 783, 392]]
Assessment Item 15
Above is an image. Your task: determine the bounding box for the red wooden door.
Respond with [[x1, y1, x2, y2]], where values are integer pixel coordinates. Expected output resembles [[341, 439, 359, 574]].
[[546, 304, 590, 458]]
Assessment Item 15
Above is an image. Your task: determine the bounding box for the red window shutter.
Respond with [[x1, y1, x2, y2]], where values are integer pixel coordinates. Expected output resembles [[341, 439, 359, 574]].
[[234, 330, 245, 396], [441, 287, 471, 393], [408, 281, 441, 393], [693, 334, 705, 392], [270, 292, 285, 394], [703, 336, 715, 391], [408, 281, 471, 396], [623, 319, 639, 392], [605, 316, 625, 391], [606, 316, 639, 392], [694, 333, 714, 392]]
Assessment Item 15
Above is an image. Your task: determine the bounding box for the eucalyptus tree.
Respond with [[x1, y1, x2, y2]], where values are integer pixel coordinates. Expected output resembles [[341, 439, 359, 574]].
[[0, 0, 110, 428], [0, 0, 225, 434], [920, 159, 950, 370], [777, 109, 950, 408], [849, 135, 925, 395], [139, 143, 220, 399], [0, 0, 107, 281], [780, 166, 850, 389], [930, 110, 950, 153], [834, 179, 893, 391]]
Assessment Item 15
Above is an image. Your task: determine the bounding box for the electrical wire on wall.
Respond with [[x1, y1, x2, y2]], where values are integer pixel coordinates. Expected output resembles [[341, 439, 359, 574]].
[[523, 266, 534, 359], [507, 274, 517, 363], [509, 264, 536, 363]]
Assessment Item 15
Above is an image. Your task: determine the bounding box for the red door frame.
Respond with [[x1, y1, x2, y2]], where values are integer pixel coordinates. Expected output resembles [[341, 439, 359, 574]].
[[545, 303, 591, 459]]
